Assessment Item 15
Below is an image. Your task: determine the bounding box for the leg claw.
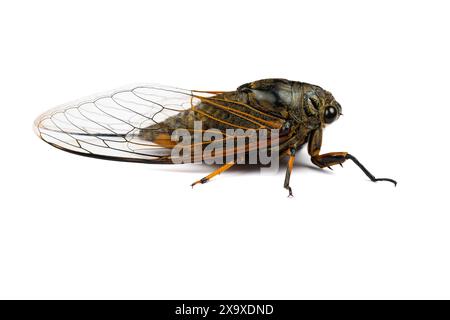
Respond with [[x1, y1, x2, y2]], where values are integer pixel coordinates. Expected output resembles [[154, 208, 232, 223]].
[[286, 187, 294, 198], [191, 178, 208, 188]]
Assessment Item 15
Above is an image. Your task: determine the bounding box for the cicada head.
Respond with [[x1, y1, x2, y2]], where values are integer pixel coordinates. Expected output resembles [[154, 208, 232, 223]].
[[301, 83, 342, 128]]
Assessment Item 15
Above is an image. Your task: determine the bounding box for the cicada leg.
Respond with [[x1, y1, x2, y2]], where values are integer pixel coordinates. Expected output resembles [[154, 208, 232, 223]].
[[191, 161, 235, 187], [283, 148, 296, 197], [308, 129, 397, 186]]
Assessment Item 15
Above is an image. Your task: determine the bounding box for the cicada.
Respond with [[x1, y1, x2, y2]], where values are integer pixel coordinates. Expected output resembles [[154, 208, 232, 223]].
[[34, 78, 396, 196]]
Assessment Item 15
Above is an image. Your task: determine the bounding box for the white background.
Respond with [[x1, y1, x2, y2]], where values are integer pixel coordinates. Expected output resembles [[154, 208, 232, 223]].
[[0, 0, 449, 299]]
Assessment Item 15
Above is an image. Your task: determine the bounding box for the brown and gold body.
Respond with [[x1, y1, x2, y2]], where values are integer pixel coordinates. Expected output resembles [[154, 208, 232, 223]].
[[142, 79, 337, 159], [34, 78, 396, 196]]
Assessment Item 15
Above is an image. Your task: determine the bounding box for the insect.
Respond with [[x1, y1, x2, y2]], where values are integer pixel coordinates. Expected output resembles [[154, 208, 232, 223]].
[[34, 78, 396, 196]]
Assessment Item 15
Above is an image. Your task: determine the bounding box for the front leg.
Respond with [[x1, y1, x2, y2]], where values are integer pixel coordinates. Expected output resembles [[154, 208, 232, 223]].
[[308, 129, 397, 186]]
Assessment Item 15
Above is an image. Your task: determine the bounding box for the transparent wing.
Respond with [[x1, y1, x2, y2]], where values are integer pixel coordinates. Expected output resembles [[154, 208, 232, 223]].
[[34, 83, 287, 164], [34, 84, 209, 163]]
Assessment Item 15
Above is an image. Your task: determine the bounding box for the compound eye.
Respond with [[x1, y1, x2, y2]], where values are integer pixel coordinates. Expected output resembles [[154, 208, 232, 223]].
[[324, 106, 338, 124]]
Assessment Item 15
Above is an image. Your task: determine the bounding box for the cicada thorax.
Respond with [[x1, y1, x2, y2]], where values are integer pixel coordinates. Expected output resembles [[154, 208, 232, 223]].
[[237, 79, 316, 127], [237, 79, 322, 148]]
